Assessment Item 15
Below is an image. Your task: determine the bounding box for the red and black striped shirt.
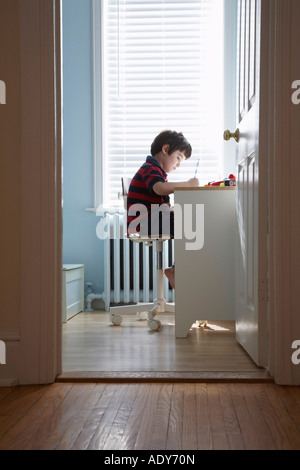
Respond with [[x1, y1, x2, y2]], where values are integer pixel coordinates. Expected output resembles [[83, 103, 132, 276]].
[[127, 156, 170, 232]]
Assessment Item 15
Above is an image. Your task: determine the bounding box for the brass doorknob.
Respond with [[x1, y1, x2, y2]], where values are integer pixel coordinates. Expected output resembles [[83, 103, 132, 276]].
[[223, 128, 240, 143]]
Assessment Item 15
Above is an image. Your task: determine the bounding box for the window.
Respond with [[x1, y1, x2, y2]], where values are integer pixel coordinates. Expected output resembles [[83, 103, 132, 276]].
[[93, 0, 227, 210]]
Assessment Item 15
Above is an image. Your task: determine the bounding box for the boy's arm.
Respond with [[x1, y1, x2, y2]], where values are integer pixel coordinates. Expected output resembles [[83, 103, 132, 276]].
[[152, 178, 199, 196]]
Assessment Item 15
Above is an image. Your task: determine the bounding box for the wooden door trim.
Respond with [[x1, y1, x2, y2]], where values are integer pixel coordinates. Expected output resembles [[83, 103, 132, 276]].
[[19, 0, 62, 384], [268, 0, 300, 385]]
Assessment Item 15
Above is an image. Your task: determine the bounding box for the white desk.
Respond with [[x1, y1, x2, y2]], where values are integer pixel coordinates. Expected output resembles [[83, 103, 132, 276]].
[[174, 187, 236, 337]]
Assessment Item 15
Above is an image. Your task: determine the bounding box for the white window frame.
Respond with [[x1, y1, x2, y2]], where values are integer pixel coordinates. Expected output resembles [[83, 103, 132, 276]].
[[92, 0, 106, 213], [91, 0, 237, 214]]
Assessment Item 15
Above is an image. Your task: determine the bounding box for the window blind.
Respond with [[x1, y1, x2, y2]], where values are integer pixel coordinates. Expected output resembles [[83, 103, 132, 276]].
[[102, 0, 224, 207]]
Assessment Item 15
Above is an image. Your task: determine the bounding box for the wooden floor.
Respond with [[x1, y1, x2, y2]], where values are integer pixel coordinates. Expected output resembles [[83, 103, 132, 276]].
[[1, 382, 300, 450], [2, 312, 298, 451], [60, 311, 270, 381]]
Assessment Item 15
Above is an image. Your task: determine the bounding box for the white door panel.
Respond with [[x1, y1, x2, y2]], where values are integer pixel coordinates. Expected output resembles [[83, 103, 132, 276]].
[[233, 0, 268, 366]]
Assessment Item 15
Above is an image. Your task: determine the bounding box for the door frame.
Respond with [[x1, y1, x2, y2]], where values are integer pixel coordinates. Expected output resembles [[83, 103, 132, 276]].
[[267, 0, 300, 385], [18, 0, 62, 384], [17, 0, 300, 385]]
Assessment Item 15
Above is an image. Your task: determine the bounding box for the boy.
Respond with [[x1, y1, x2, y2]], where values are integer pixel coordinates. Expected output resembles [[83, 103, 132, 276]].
[[127, 130, 199, 289]]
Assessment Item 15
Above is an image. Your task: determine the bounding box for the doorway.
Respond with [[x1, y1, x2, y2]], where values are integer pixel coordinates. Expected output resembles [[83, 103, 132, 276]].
[[60, 0, 268, 380], [16, 0, 300, 386]]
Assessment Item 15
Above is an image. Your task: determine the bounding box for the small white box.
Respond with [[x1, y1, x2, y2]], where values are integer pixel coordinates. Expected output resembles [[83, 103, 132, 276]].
[[62, 264, 85, 322]]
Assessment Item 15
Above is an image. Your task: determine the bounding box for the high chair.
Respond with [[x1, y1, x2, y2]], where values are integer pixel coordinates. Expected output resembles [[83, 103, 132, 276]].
[[109, 177, 175, 331]]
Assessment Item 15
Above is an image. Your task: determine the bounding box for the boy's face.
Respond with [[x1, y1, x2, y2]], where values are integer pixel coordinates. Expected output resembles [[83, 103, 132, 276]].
[[162, 145, 186, 173]]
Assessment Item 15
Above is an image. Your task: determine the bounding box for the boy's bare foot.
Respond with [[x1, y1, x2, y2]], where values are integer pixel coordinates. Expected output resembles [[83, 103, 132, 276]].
[[164, 266, 175, 289]]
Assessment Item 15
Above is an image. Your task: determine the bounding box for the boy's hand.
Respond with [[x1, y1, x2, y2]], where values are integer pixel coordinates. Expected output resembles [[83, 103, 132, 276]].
[[187, 177, 200, 187]]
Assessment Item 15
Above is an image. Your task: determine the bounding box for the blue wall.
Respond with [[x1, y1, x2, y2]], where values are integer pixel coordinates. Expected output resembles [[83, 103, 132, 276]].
[[62, 0, 104, 297]]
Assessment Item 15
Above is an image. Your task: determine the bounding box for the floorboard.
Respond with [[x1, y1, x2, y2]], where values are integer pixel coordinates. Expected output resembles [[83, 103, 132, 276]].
[[1, 382, 300, 450]]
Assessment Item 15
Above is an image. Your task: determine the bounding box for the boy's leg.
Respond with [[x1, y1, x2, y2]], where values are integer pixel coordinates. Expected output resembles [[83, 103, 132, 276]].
[[164, 265, 175, 289]]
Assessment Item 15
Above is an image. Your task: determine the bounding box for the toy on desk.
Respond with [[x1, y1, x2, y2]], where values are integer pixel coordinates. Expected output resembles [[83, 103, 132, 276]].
[[205, 174, 236, 187]]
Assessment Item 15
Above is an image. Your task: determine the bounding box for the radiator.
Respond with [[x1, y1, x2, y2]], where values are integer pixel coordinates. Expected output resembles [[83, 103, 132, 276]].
[[103, 213, 175, 311]]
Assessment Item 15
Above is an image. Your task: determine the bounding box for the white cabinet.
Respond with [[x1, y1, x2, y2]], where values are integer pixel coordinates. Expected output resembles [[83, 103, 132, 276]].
[[62, 264, 85, 322], [174, 187, 236, 337]]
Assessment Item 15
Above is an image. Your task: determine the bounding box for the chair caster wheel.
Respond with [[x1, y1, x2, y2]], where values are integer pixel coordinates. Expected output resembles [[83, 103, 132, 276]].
[[137, 311, 148, 320], [110, 314, 123, 325], [148, 319, 161, 331]]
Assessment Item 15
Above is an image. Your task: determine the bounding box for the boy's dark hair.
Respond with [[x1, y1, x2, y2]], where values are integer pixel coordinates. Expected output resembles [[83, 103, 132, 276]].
[[150, 130, 192, 159]]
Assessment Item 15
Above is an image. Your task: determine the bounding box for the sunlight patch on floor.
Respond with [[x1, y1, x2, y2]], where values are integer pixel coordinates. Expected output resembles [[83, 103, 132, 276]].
[[191, 322, 230, 331]]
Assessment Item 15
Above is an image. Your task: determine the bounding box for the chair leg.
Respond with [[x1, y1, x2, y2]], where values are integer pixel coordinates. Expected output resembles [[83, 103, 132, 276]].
[[146, 240, 172, 330], [152, 240, 167, 313]]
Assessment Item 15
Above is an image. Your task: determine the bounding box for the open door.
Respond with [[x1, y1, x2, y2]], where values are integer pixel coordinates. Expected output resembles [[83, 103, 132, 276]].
[[224, 0, 269, 367]]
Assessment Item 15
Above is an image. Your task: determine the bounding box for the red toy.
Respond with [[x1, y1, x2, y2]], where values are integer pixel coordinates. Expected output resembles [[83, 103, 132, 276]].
[[207, 174, 236, 187]]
